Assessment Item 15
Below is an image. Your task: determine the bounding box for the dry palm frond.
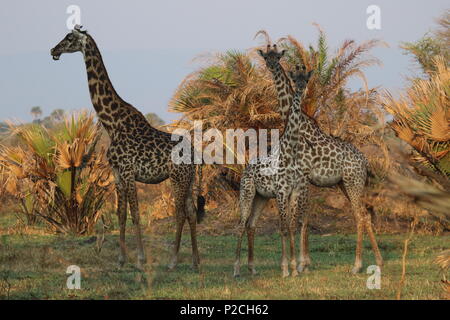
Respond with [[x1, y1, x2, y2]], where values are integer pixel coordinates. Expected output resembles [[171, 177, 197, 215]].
[[254, 30, 272, 46], [390, 173, 450, 220], [276, 26, 386, 159], [382, 55, 450, 177], [170, 50, 280, 132]]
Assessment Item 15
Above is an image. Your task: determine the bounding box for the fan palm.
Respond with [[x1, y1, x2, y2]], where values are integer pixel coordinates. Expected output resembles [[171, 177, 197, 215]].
[[382, 56, 450, 177], [0, 113, 113, 234], [170, 50, 279, 131]]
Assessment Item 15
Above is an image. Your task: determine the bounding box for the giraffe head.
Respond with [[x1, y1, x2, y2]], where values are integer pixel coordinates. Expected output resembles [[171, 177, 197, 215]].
[[50, 25, 88, 60], [257, 44, 286, 70], [288, 65, 313, 93]]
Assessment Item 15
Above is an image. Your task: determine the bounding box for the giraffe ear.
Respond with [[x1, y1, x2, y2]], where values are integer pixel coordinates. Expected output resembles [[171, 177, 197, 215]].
[[257, 49, 265, 58], [280, 49, 287, 57], [307, 70, 314, 79]]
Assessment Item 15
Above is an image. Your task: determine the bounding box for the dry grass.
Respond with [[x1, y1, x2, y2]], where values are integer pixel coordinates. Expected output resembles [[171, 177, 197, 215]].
[[0, 213, 447, 300]]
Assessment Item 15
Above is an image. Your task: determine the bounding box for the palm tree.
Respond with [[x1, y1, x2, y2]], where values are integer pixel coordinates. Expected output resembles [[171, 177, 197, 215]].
[[274, 27, 385, 140], [382, 56, 450, 177], [171, 28, 385, 151], [30, 106, 42, 121], [169, 29, 387, 200], [170, 50, 279, 131]]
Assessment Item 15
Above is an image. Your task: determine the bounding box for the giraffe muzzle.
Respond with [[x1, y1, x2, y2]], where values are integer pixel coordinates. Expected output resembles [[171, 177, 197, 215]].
[[50, 48, 61, 60]]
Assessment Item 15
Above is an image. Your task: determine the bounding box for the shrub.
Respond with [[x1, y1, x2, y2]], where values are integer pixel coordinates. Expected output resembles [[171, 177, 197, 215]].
[[0, 113, 113, 234]]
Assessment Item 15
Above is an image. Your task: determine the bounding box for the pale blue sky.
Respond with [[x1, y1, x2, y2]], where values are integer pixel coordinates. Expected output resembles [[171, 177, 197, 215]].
[[0, 0, 448, 122]]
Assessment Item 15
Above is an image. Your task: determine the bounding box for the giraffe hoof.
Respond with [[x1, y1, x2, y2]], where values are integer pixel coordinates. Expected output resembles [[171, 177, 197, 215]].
[[249, 269, 258, 276], [167, 263, 177, 271], [233, 261, 241, 278], [282, 271, 290, 278], [297, 265, 310, 273], [118, 257, 126, 269], [137, 260, 146, 271], [192, 264, 200, 273], [291, 270, 299, 277], [167, 257, 178, 271], [351, 266, 362, 274]]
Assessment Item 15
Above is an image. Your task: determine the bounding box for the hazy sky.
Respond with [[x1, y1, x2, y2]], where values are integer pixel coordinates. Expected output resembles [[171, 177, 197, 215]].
[[0, 0, 448, 123]]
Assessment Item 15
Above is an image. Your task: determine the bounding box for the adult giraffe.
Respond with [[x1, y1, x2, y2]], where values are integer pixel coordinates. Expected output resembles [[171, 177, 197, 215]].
[[235, 65, 313, 277], [253, 44, 383, 274], [50, 26, 205, 270]]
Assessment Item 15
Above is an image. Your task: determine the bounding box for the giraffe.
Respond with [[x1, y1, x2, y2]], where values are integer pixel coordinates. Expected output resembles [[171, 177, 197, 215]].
[[50, 26, 205, 270], [255, 44, 384, 274], [234, 65, 313, 277]]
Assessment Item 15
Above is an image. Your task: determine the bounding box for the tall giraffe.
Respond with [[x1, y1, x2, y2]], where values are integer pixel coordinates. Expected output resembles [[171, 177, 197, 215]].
[[50, 26, 205, 270], [234, 65, 313, 277], [257, 44, 383, 274]]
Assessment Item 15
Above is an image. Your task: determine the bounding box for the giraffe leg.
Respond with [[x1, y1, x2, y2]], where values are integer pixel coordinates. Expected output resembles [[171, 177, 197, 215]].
[[168, 213, 185, 271], [127, 181, 146, 270], [247, 194, 268, 275], [168, 180, 188, 271], [365, 214, 384, 268], [288, 224, 297, 277], [298, 213, 311, 272], [340, 182, 364, 274], [276, 193, 290, 278], [352, 212, 364, 274], [234, 175, 255, 277], [296, 186, 311, 273], [280, 226, 289, 278], [186, 192, 200, 271], [288, 190, 300, 277], [113, 170, 128, 268], [234, 221, 246, 278]]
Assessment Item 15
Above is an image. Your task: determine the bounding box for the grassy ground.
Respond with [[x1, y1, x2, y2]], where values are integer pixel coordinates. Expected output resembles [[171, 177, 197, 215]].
[[0, 211, 448, 300]]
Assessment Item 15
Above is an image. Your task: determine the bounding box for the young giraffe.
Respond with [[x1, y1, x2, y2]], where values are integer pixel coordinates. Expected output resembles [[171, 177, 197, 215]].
[[234, 65, 313, 277], [50, 26, 205, 270], [256, 44, 383, 274]]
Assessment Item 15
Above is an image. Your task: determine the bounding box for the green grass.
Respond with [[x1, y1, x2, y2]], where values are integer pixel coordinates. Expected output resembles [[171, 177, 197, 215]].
[[0, 222, 448, 299]]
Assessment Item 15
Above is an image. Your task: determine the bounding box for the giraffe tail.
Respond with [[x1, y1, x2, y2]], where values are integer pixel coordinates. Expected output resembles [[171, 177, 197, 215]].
[[196, 165, 206, 223], [366, 167, 377, 187]]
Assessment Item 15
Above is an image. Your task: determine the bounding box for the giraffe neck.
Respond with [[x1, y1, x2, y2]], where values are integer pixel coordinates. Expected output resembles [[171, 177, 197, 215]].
[[280, 88, 303, 152], [82, 35, 140, 135], [270, 64, 294, 123]]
